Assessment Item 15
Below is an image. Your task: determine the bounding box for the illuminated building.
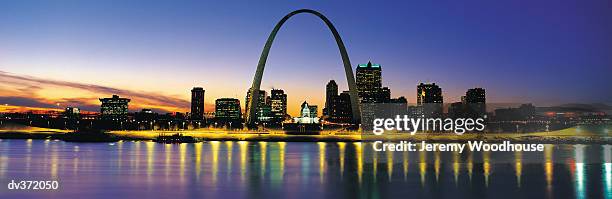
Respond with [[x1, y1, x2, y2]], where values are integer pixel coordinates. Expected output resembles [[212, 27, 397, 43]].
[[356, 61, 383, 103], [215, 98, 242, 122], [381, 87, 391, 103], [270, 89, 287, 122], [245, 88, 271, 122], [324, 80, 338, 117], [335, 91, 353, 123], [464, 88, 486, 118], [293, 101, 320, 124], [64, 107, 80, 119], [190, 87, 205, 120], [135, 109, 156, 122], [99, 95, 130, 121], [416, 83, 443, 117], [64, 107, 80, 129]]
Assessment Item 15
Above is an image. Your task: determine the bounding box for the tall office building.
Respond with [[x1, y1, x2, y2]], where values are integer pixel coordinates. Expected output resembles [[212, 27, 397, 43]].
[[465, 88, 486, 103], [99, 95, 131, 121], [334, 91, 353, 123], [322, 80, 353, 123], [270, 89, 287, 122], [356, 61, 383, 103], [416, 83, 443, 117], [417, 83, 443, 104], [245, 88, 270, 122], [464, 88, 486, 117], [324, 80, 338, 117], [215, 98, 242, 122], [191, 87, 205, 120], [381, 87, 391, 103]]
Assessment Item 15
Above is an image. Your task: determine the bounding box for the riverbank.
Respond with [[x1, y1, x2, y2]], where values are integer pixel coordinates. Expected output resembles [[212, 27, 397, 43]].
[[0, 124, 610, 144]]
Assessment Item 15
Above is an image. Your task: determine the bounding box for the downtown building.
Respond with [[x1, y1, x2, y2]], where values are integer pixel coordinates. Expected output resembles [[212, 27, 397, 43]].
[[416, 83, 443, 118], [447, 88, 487, 119], [215, 98, 242, 125], [355, 61, 407, 130], [323, 80, 338, 117], [464, 88, 486, 118], [293, 101, 319, 124], [245, 88, 271, 123], [324, 61, 407, 125], [355, 61, 390, 103], [323, 80, 353, 123], [99, 95, 131, 121], [190, 87, 205, 121], [269, 89, 287, 123]]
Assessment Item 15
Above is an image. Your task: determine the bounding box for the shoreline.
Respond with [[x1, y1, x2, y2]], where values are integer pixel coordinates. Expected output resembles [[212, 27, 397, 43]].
[[1, 128, 610, 144]]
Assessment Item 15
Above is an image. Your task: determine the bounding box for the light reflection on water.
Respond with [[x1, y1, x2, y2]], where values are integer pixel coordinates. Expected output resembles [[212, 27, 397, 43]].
[[0, 139, 610, 199], [575, 145, 585, 199], [605, 145, 611, 199]]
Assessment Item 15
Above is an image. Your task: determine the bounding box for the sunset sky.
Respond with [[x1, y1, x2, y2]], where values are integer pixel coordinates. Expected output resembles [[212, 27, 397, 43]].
[[1, 0, 611, 116]]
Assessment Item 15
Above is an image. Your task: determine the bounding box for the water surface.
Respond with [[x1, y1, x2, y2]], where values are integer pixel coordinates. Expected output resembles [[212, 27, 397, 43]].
[[0, 139, 610, 199]]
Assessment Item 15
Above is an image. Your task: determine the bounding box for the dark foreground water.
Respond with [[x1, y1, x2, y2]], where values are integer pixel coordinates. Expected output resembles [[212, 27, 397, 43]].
[[0, 139, 610, 199]]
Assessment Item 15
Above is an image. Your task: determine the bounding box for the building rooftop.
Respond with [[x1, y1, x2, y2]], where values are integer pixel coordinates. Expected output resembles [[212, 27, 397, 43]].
[[358, 61, 380, 68]]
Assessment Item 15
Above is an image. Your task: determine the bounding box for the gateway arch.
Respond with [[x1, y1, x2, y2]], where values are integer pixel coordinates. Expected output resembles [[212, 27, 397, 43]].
[[245, 9, 361, 125]]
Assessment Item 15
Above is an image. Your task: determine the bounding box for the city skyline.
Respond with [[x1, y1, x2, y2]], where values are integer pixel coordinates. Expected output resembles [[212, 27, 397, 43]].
[[1, 0, 611, 115]]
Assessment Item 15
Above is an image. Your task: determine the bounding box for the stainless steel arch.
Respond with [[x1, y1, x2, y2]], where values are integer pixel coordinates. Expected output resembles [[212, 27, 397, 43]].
[[245, 9, 361, 125]]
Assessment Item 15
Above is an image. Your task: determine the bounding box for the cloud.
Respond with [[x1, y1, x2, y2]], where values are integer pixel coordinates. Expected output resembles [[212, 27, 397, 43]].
[[0, 71, 191, 113], [0, 96, 57, 109]]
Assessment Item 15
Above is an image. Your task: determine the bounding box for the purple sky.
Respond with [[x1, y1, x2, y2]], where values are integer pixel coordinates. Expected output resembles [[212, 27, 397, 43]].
[[0, 0, 610, 114]]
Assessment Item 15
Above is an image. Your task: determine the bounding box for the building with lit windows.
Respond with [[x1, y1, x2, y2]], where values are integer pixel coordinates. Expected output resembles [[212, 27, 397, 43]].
[[245, 88, 270, 122], [293, 101, 319, 124], [215, 98, 242, 122], [99, 95, 130, 121], [269, 89, 287, 122], [464, 88, 486, 118], [356, 61, 383, 103], [416, 83, 443, 117], [190, 87, 205, 120]]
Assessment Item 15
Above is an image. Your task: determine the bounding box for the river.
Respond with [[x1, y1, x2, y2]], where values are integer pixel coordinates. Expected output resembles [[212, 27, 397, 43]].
[[0, 139, 610, 199]]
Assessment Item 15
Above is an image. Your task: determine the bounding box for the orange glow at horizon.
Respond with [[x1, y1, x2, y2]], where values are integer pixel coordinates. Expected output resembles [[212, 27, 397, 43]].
[[0, 71, 325, 115]]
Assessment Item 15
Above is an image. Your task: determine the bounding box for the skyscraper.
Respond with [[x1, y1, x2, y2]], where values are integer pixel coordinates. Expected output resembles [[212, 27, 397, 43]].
[[191, 87, 205, 120], [464, 88, 486, 118], [417, 83, 443, 104], [215, 98, 242, 122], [245, 88, 270, 122], [356, 61, 382, 103], [381, 87, 391, 103], [465, 88, 486, 104], [416, 83, 443, 117], [99, 95, 131, 121], [335, 91, 353, 123], [324, 80, 338, 117], [270, 89, 287, 122]]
